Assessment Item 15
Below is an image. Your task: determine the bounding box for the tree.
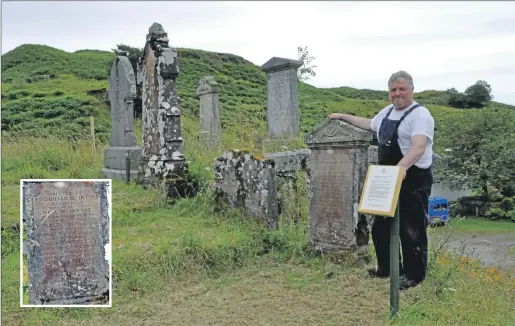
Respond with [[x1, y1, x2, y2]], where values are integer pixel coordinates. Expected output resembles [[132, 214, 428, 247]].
[[446, 81, 494, 109], [297, 46, 317, 81], [464, 80, 493, 108], [437, 107, 515, 199], [112, 44, 142, 76]]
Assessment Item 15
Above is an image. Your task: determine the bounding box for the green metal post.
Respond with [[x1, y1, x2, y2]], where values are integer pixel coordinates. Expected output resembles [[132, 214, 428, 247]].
[[390, 198, 400, 318]]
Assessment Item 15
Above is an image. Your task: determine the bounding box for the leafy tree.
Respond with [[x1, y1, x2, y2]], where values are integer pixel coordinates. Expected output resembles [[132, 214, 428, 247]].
[[447, 81, 494, 109], [297, 46, 317, 81], [112, 44, 142, 75], [464, 80, 493, 108], [437, 107, 515, 199]]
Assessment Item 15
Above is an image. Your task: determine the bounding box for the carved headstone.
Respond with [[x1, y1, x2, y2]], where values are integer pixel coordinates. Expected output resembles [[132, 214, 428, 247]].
[[304, 119, 374, 260], [196, 76, 222, 148], [214, 150, 278, 228], [137, 22, 189, 197], [101, 56, 141, 182], [261, 57, 303, 140], [23, 180, 110, 305]]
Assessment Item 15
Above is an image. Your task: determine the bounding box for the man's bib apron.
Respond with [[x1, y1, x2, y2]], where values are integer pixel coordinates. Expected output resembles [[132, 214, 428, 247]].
[[372, 104, 433, 282]]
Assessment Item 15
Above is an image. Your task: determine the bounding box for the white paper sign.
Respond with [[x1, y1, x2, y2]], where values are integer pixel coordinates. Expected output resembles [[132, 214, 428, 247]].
[[357, 165, 403, 217]]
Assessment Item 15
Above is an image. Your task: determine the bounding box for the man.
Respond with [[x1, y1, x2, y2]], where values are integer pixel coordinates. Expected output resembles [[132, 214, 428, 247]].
[[328, 71, 434, 290]]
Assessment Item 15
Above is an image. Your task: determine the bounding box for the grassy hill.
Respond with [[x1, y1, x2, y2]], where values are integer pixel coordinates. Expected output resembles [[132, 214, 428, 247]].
[[3, 44, 513, 151]]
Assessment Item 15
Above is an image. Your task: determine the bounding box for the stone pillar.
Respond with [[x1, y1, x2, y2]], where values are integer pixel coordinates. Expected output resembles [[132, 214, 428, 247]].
[[101, 56, 141, 182], [137, 22, 189, 198], [196, 76, 222, 148], [304, 119, 374, 262], [261, 57, 303, 141]]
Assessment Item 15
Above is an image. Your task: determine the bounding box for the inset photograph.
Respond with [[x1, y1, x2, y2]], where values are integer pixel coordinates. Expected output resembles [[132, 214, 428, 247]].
[[20, 179, 112, 307]]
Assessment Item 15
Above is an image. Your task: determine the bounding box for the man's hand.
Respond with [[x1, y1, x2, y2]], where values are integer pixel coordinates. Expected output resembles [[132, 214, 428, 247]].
[[326, 113, 372, 131]]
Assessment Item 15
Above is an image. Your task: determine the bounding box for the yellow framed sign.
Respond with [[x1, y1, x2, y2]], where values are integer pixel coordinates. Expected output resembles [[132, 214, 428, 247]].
[[357, 165, 404, 217]]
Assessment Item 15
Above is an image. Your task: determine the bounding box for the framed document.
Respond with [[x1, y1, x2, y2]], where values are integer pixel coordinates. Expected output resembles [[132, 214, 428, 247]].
[[357, 165, 404, 217]]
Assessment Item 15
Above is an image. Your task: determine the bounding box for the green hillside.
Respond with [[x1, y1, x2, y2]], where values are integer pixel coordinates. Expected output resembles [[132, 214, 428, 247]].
[[3, 43, 513, 151]]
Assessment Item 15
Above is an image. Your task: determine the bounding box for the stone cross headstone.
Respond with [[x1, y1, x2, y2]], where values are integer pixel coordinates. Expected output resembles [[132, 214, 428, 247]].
[[196, 76, 222, 148], [304, 119, 374, 261], [23, 180, 110, 305], [101, 55, 141, 182], [261, 57, 303, 140], [137, 22, 189, 198], [214, 150, 278, 228]]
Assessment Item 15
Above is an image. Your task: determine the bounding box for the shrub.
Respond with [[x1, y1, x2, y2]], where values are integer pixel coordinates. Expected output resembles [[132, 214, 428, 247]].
[[500, 197, 514, 211], [485, 208, 507, 220]]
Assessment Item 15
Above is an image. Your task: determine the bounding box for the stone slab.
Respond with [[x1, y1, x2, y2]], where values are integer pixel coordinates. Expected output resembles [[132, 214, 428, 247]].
[[264, 149, 311, 174], [23, 181, 110, 305]]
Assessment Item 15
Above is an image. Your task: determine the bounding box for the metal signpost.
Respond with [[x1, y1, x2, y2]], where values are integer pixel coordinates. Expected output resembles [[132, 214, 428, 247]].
[[357, 165, 404, 318]]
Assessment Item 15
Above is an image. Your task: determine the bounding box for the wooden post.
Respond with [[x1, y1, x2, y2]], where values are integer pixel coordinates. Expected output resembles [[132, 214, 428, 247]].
[[90, 116, 96, 163], [390, 198, 400, 318]]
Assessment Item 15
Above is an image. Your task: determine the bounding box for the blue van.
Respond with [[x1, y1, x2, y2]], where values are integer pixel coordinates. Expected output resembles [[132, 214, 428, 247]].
[[428, 197, 449, 225]]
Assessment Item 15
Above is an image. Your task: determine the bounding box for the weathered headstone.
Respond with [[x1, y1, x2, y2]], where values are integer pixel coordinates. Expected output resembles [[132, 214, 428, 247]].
[[261, 57, 303, 140], [196, 76, 222, 148], [304, 119, 374, 261], [23, 180, 110, 305], [137, 22, 189, 197], [101, 55, 141, 182], [214, 150, 278, 228]]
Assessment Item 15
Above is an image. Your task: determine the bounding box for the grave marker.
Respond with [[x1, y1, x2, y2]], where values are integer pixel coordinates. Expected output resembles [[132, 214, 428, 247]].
[[304, 119, 373, 258], [197, 76, 222, 148], [22, 180, 110, 306], [101, 55, 141, 182], [261, 57, 302, 140], [137, 22, 190, 197]]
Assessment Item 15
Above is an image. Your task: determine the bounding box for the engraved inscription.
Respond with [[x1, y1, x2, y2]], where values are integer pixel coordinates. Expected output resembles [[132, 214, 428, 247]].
[[29, 182, 103, 301], [311, 149, 354, 245], [268, 70, 291, 121]]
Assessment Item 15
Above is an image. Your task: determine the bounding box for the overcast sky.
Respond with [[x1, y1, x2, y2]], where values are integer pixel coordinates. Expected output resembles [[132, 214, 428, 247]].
[[2, 1, 515, 105]]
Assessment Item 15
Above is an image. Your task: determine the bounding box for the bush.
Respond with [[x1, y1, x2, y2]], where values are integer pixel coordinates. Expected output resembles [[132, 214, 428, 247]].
[[500, 197, 514, 211], [508, 210, 515, 222], [457, 196, 489, 216], [485, 208, 507, 220]]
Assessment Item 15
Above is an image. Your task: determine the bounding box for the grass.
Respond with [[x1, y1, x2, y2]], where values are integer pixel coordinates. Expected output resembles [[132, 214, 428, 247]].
[[438, 217, 515, 235], [2, 134, 515, 325]]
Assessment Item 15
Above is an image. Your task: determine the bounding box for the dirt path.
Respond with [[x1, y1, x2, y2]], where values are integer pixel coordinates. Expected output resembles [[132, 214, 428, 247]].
[[430, 231, 515, 272]]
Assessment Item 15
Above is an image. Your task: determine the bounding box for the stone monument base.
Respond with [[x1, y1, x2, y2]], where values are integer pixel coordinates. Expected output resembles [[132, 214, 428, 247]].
[[100, 168, 139, 182], [101, 146, 141, 182], [261, 137, 304, 153]]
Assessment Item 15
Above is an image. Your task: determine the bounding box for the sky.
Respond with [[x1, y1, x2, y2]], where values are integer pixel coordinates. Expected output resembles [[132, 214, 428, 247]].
[[2, 1, 515, 105]]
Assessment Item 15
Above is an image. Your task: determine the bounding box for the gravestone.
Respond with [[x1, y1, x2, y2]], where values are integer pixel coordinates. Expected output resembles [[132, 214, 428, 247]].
[[101, 55, 141, 182], [261, 57, 303, 141], [304, 119, 374, 261], [196, 76, 222, 148], [214, 150, 278, 228], [137, 22, 189, 198], [23, 181, 110, 305]]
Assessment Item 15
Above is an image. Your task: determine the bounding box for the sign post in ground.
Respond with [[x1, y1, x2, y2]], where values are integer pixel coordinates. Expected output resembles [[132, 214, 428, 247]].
[[357, 165, 404, 318]]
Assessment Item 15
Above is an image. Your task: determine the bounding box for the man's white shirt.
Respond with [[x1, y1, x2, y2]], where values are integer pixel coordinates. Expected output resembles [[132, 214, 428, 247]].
[[370, 101, 434, 169]]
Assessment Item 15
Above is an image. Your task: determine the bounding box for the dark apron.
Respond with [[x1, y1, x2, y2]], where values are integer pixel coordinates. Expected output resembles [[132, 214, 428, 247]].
[[371, 104, 433, 282]]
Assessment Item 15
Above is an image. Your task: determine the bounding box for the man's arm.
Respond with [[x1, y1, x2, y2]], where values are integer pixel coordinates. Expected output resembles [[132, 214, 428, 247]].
[[397, 135, 427, 171], [327, 113, 372, 131]]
